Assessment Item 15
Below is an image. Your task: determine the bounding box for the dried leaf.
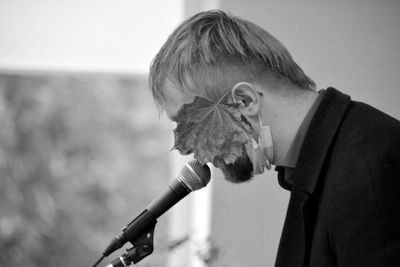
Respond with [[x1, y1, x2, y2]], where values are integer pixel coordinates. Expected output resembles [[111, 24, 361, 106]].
[[173, 95, 254, 165]]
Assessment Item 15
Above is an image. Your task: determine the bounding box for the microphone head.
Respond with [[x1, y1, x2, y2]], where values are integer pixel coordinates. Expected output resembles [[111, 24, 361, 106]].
[[178, 159, 211, 191]]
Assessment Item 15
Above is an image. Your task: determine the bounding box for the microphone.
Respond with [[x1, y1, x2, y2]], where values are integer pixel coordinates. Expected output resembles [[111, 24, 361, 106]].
[[101, 159, 211, 259]]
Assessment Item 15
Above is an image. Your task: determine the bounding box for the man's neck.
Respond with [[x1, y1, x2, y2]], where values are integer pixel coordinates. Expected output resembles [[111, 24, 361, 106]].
[[264, 87, 319, 166]]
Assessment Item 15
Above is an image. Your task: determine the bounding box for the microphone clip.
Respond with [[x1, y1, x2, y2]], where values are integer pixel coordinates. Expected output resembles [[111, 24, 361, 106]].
[[109, 222, 156, 267]]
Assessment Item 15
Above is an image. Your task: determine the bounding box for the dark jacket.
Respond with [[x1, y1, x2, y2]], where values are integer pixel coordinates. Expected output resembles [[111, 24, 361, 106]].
[[275, 88, 400, 267]]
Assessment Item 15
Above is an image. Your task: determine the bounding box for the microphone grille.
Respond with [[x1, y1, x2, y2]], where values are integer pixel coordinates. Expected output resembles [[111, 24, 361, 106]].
[[178, 159, 211, 191]]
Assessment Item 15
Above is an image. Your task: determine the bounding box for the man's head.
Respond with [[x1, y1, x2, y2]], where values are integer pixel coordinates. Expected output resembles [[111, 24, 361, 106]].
[[149, 10, 315, 182]]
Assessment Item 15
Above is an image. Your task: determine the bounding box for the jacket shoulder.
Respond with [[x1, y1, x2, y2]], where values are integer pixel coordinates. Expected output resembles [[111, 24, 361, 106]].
[[341, 101, 400, 156]]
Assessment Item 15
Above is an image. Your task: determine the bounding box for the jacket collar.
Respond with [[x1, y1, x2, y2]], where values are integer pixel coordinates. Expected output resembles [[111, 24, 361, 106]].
[[293, 87, 351, 195]]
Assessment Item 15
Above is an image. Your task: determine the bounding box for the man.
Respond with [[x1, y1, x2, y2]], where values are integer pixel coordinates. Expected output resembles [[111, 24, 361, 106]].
[[149, 10, 400, 266]]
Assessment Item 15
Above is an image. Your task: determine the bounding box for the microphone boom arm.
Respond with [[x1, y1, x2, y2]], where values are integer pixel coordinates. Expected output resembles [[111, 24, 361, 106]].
[[97, 160, 211, 267]]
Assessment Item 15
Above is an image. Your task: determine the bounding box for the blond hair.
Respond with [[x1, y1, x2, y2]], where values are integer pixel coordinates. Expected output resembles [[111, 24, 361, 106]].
[[150, 10, 315, 110]]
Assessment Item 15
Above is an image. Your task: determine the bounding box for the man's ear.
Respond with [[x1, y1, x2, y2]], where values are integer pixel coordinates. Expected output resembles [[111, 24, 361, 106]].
[[231, 82, 262, 117]]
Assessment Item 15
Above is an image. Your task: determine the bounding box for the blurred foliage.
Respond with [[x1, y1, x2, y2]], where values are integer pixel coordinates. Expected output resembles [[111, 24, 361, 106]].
[[0, 72, 172, 267]]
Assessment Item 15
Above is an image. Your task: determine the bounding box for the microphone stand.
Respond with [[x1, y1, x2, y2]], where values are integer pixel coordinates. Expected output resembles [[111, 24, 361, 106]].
[[105, 222, 156, 267]]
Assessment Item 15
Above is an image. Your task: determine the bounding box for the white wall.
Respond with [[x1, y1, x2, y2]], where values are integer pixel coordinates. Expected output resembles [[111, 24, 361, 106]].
[[0, 0, 183, 73], [220, 0, 400, 117], [211, 1, 400, 267]]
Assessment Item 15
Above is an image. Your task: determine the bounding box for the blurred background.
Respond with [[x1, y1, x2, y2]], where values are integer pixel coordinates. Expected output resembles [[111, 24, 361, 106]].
[[0, 0, 399, 267]]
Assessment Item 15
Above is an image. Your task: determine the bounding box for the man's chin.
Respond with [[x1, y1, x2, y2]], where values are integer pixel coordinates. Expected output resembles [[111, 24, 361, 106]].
[[213, 156, 254, 183]]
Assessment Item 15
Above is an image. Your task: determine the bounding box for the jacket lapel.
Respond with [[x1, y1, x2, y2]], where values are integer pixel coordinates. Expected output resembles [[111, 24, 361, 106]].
[[275, 88, 351, 266]]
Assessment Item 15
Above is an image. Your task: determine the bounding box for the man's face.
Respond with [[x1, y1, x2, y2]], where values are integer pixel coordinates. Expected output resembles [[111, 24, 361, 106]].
[[164, 83, 254, 183]]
